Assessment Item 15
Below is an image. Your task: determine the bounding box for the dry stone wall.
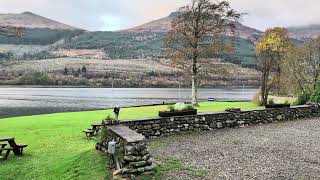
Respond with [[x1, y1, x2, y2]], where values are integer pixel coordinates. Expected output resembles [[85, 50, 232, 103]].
[[96, 125, 154, 177], [106, 105, 320, 139]]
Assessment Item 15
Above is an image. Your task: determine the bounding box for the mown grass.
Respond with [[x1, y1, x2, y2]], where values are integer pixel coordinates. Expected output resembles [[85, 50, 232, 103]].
[[0, 101, 260, 179]]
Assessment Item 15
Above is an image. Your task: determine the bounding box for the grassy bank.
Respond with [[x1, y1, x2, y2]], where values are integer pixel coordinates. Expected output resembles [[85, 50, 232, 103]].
[[0, 102, 260, 179]]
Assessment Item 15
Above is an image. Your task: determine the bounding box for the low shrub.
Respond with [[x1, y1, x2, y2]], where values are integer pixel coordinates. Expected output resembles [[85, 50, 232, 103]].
[[97, 115, 114, 142], [166, 103, 195, 113], [174, 103, 186, 111], [183, 104, 194, 110], [97, 127, 108, 143], [310, 85, 320, 104], [284, 100, 290, 105], [104, 115, 114, 122], [296, 92, 311, 105], [167, 105, 175, 112], [252, 90, 262, 105], [268, 98, 275, 105]]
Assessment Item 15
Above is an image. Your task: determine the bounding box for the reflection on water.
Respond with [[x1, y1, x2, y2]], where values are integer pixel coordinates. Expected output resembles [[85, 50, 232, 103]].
[[0, 88, 257, 118]]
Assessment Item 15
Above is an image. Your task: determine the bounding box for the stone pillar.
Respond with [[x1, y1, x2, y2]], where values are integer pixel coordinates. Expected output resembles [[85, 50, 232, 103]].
[[122, 141, 154, 175]]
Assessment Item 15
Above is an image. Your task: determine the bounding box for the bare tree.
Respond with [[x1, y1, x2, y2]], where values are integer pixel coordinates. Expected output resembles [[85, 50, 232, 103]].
[[165, 0, 240, 105], [282, 37, 320, 95]]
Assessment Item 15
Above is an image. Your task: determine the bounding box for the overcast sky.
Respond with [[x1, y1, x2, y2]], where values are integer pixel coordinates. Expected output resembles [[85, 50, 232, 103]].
[[0, 0, 319, 31]]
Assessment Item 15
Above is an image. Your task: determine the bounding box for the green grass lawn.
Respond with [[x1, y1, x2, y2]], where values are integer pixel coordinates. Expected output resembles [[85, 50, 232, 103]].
[[0, 102, 260, 179]]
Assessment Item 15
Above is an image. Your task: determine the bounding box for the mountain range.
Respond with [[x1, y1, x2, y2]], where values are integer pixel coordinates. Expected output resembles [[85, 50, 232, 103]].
[[0, 11, 319, 41], [123, 12, 320, 41], [0, 11, 315, 68], [123, 12, 262, 41]]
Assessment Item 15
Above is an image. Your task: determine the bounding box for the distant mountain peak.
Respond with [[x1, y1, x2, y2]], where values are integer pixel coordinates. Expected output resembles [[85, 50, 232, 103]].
[[0, 11, 80, 30], [122, 11, 262, 41], [21, 11, 36, 15], [168, 11, 180, 18], [288, 24, 320, 40]]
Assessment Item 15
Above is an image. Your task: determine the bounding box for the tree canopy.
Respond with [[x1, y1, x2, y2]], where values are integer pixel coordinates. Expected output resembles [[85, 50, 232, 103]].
[[165, 0, 241, 105], [256, 27, 291, 105]]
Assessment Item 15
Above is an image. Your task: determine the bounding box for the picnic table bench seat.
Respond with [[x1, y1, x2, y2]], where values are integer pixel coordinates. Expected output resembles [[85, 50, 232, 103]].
[[83, 129, 95, 139], [8, 140, 28, 155], [0, 147, 13, 160]]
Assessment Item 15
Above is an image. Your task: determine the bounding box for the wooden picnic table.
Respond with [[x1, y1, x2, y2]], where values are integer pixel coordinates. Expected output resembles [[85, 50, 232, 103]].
[[0, 137, 28, 157], [91, 123, 102, 135], [91, 123, 102, 128], [0, 137, 14, 160], [0, 137, 15, 142], [83, 123, 102, 139]]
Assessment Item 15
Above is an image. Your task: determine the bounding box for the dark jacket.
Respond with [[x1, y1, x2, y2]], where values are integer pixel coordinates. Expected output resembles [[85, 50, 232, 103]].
[[113, 107, 120, 114]]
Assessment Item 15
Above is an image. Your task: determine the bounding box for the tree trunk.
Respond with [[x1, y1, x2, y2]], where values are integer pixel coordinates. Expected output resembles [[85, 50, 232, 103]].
[[263, 71, 270, 105], [192, 73, 198, 105], [191, 56, 198, 106], [261, 73, 268, 106], [260, 60, 269, 106]]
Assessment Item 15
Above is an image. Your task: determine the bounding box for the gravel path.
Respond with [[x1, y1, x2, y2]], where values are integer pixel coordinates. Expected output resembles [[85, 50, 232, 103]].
[[149, 118, 320, 179]]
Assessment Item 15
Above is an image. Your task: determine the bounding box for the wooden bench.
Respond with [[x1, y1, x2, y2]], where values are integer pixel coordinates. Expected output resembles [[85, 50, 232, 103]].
[[91, 123, 102, 135], [0, 147, 13, 160], [83, 129, 94, 139], [0, 144, 7, 155], [8, 140, 28, 156]]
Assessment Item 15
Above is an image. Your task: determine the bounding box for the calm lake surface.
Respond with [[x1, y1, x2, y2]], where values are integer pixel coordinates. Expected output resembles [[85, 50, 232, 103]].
[[0, 87, 257, 118]]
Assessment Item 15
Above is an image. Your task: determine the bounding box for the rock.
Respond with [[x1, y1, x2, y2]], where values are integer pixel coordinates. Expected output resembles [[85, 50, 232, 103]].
[[202, 125, 210, 130], [124, 155, 139, 162], [144, 165, 155, 172], [226, 120, 233, 124], [122, 168, 138, 174], [217, 122, 223, 128], [155, 131, 161, 136], [152, 124, 160, 128], [146, 159, 153, 165], [142, 154, 151, 161], [137, 167, 145, 173], [125, 145, 133, 152], [209, 123, 217, 128], [277, 115, 283, 120], [139, 149, 149, 156], [129, 161, 147, 168]]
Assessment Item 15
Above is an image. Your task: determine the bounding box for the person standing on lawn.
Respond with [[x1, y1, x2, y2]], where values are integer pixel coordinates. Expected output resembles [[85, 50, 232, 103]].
[[113, 106, 120, 123]]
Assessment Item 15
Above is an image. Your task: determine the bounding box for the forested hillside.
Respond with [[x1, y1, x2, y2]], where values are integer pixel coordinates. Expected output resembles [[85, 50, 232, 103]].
[[0, 28, 84, 45], [65, 31, 257, 67]]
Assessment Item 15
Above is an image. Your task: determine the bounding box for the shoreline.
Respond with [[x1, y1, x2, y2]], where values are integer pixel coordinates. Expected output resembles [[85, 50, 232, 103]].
[[0, 100, 252, 119], [0, 85, 259, 89]]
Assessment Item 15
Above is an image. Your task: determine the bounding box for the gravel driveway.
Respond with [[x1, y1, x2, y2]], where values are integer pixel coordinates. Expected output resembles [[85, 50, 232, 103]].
[[149, 118, 320, 179]]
